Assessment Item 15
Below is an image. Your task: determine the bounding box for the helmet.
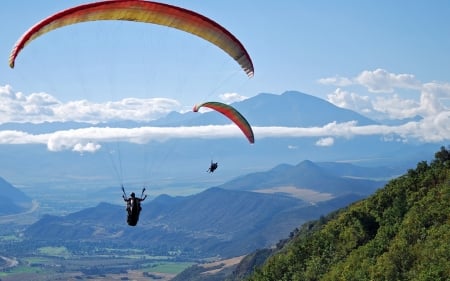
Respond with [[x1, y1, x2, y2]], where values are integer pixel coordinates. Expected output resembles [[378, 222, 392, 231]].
[[130, 192, 135, 197]]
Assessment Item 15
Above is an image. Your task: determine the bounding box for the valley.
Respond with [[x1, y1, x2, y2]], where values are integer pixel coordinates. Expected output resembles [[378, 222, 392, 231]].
[[0, 157, 397, 280], [0, 245, 193, 281]]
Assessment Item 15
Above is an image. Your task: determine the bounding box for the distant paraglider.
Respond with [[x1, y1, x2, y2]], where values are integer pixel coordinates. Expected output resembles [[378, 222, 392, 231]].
[[207, 161, 218, 173], [9, 0, 254, 77], [193, 101, 255, 144]]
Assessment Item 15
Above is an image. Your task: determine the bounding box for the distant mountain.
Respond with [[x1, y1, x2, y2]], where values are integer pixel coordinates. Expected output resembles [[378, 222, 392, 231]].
[[0, 121, 93, 134], [0, 177, 33, 215], [233, 91, 377, 127], [315, 161, 403, 179], [152, 91, 377, 127], [218, 160, 391, 197]]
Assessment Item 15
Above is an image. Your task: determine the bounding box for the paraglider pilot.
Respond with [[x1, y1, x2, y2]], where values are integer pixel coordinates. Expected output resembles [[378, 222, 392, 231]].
[[122, 186, 147, 226], [207, 161, 218, 173]]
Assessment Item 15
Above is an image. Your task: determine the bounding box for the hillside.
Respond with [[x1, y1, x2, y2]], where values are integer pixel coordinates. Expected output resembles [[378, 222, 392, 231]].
[[0, 177, 33, 215], [232, 146, 450, 281]]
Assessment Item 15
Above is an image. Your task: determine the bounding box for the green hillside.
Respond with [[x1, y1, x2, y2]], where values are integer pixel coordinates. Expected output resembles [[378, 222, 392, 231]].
[[243, 146, 450, 281]]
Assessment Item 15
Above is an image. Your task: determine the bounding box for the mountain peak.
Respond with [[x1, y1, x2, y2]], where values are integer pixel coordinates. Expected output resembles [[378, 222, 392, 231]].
[[296, 159, 316, 167], [235, 91, 376, 127]]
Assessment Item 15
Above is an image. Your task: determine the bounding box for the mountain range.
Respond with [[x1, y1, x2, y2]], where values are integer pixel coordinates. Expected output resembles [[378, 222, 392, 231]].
[[17, 158, 394, 259], [218, 160, 395, 196]]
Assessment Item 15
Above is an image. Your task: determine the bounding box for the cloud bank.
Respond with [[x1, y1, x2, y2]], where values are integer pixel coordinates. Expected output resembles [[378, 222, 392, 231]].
[[318, 68, 422, 94], [219, 92, 249, 103], [319, 68, 450, 121], [0, 85, 181, 124], [1, 68, 450, 153], [0, 119, 448, 153], [318, 69, 450, 145]]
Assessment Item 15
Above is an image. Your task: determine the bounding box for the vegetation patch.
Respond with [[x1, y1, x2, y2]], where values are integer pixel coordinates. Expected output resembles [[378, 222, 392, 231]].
[[23, 256, 52, 264], [37, 246, 71, 258], [0, 264, 48, 276], [0, 235, 21, 242], [145, 261, 195, 274]]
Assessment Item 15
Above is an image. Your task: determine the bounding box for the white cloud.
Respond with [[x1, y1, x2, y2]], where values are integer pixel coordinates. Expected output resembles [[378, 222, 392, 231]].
[[372, 94, 420, 119], [1, 117, 450, 154], [72, 142, 102, 153], [219, 92, 249, 103], [41, 125, 255, 152], [317, 76, 353, 87], [369, 81, 450, 120], [411, 111, 450, 142], [355, 69, 421, 93], [319, 68, 421, 93], [254, 119, 450, 143], [0, 85, 181, 124], [322, 69, 450, 121], [327, 88, 373, 114], [56, 97, 181, 123], [0, 130, 46, 145], [315, 137, 334, 147]]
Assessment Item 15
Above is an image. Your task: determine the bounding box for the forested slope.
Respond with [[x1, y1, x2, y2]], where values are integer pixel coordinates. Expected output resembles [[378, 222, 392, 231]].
[[242, 146, 450, 281]]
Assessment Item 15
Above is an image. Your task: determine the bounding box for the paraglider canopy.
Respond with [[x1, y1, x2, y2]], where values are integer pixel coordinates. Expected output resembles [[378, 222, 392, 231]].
[[193, 101, 255, 144], [9, 0, 254, 77]]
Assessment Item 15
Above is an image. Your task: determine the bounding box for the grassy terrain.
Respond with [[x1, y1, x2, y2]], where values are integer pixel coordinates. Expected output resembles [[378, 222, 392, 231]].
[[144, 261, 196, 274], [0, 235, 21, 242], [37, 246, 71, 258]]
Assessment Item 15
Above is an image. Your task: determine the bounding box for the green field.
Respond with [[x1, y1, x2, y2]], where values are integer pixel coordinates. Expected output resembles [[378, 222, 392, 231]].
[[0, 248, 195, 281], [0, 235, 22, 242], [37, 246, 71, 258], [0, 265, 47, 275], [144, 261, 195, 274]]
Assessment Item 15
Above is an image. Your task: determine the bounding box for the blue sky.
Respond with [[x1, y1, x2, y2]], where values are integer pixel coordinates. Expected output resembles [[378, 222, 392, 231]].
[[1, 0, 450, 152]]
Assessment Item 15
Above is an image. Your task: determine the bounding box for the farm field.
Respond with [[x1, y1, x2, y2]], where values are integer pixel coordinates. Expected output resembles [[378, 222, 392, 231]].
[[0, 238, 195, 281]]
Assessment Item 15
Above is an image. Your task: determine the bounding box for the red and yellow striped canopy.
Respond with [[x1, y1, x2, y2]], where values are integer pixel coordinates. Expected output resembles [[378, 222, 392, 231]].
[[193, 101, 254, 144], [9, 0, 254, 77]]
